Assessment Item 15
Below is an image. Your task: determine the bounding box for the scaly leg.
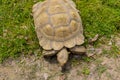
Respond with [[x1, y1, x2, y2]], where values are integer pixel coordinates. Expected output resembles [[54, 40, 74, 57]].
[[57, 48, 70, 66], [43, 50, 58, 56], [69, 46, 86, 54]]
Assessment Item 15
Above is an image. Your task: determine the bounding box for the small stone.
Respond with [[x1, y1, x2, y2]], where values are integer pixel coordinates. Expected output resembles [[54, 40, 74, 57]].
[[89, 34, 99, 43], [43, 73, 49, 80], [86, 45, 102, 57]]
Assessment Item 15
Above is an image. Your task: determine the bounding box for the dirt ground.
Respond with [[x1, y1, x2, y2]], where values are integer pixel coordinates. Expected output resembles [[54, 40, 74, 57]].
[[0, 35, 120, 80]]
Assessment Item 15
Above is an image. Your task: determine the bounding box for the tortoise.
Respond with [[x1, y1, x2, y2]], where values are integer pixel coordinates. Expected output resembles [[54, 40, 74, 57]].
[[32, 0, 86, 66]]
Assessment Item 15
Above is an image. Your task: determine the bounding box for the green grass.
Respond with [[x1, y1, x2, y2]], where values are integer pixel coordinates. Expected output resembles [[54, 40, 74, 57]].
[[0, 0, 120, 62], [102, 45, 120, 58], [74, 0, 120, 38], [96, 64, 107, 75], [82, 67, 90, 75], [0, 0, 43, 62]]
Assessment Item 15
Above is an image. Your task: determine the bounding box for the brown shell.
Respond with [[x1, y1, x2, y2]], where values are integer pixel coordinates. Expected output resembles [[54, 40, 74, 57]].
[[32, 0, 84, 50]]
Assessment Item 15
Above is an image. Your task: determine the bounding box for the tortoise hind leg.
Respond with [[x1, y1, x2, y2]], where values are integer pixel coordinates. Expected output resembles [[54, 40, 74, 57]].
[[57, 48, 70, 67], [69, 46, 86, 54], [43, 50, 58, 56]]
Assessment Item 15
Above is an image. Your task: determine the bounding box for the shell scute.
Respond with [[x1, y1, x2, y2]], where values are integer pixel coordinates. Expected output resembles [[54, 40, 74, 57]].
[[48, 4, 66, 14], [70, 20, 78, 33], [34, 12, 49, 27], [51, 14, 69, 27], [42, 24, 54, 37]]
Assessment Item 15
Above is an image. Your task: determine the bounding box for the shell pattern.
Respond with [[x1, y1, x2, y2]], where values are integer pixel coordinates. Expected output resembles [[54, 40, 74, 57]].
[[32, 0, 84, 50]]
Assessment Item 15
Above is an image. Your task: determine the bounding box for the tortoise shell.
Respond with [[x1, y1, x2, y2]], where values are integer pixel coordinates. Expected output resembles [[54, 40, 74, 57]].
[[32, 0, 84, 50]]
